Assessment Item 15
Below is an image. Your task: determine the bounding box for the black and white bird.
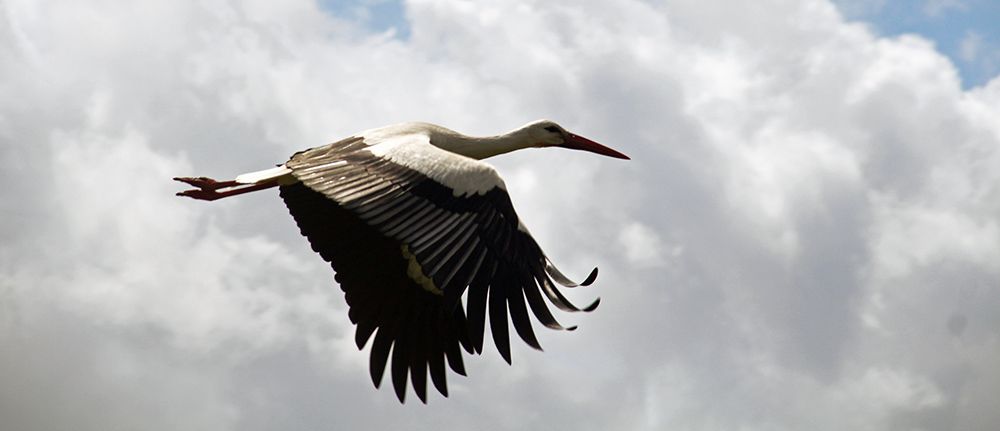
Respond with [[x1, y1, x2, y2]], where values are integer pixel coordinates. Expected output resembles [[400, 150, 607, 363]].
[[174, 119, 629, 403]]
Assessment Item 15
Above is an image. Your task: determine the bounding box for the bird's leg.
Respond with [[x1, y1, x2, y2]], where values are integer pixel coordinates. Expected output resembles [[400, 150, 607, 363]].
[[173, 176, 279, 201], [173, 176, 240, 191]]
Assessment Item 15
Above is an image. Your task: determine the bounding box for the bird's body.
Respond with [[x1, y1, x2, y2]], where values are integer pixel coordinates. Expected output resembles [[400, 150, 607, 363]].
[[175, 120, 628, 403]]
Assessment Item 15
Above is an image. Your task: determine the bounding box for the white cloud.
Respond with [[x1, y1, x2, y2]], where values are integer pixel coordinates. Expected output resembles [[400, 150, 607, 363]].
[[957, 30, 1000, 88], [2, 0, 1000, 430], [618, 222, 673, 268], [922, 0, 967, 16], [960, 30, 983, 62], [831, 0, 888, 17]]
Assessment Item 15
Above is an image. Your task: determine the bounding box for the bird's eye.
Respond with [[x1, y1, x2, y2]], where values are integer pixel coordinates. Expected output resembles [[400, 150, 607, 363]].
[[544, 126, 560, 133]]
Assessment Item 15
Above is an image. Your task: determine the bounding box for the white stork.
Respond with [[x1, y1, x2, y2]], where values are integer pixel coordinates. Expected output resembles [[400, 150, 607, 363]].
[[174, 119, 629, 403]]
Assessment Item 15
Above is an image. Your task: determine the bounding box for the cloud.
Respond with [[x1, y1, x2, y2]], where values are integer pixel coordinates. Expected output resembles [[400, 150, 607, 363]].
[[831, 0, 889, 17], [922, 0, 967, 16], [2, 0, 999, 430], [958, 30, 1000, 87], [960, 31, 983, 62]]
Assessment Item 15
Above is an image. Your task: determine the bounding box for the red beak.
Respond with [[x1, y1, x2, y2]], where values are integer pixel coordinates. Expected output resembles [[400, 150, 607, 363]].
[[563, 133, 630, 160]]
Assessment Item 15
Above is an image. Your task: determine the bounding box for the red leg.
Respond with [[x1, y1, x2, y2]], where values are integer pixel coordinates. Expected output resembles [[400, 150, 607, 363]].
[[173, 177, 240, 191], [174, 177, 280, 201]]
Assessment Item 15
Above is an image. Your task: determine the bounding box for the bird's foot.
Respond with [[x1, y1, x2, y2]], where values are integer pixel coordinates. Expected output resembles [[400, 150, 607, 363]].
[[172, 176, 238, 191], [173, 176, 240, 201], [175, 188, 227, 201], [173, 176, 280, 201]]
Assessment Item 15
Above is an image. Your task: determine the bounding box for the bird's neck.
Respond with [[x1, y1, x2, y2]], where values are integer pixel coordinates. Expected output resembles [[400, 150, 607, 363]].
[[435, 127, 536, 160]]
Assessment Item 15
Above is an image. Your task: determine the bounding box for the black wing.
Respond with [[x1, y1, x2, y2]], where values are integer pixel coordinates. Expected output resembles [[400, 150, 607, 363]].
[[279, 134, 599, 403]]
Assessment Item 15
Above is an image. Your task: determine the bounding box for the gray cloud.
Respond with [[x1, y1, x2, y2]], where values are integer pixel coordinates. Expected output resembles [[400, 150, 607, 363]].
[[2, 0, 999, 430]]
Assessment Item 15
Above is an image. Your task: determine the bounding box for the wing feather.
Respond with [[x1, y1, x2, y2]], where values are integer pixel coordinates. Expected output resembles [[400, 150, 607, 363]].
[[390, 330, 410, 403], [488, 276, 511, 365], [508, 277, 542, 350]]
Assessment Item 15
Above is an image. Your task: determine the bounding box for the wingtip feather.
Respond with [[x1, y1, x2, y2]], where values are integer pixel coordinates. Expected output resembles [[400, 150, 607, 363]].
[[581, 267, 599, 286]]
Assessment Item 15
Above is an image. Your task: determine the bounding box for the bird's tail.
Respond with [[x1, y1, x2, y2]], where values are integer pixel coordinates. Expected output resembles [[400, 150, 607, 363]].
[[234, 165, 294, 184]]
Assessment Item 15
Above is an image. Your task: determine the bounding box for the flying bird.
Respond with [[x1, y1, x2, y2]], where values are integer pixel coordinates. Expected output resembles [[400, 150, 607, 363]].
[[174, 120, 629, 403]]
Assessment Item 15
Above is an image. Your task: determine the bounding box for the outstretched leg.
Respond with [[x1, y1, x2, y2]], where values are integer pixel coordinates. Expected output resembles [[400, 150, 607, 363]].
[[174, 176, 240, 191], [174, 176, 279, 201]]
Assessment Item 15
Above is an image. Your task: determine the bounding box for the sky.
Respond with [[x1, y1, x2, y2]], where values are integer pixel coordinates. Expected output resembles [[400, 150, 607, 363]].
[[833, 0, 1000, 88], [1, 0, 998, 430]]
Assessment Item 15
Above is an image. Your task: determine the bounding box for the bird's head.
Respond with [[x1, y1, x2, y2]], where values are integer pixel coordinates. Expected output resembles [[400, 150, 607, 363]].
[[524, 119, 630, 160]]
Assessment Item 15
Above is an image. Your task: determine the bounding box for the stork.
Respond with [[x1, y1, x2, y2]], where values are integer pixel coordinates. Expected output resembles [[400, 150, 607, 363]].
[[174, 119, 629, 403]]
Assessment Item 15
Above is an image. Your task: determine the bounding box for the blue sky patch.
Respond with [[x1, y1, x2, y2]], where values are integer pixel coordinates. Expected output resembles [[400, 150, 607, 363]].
[[833, 0, 1000, 88], [318, 0, 411, 39]]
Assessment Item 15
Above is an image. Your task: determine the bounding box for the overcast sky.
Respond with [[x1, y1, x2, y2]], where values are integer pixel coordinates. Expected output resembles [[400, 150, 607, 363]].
[[2, 0, 999, 430]]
